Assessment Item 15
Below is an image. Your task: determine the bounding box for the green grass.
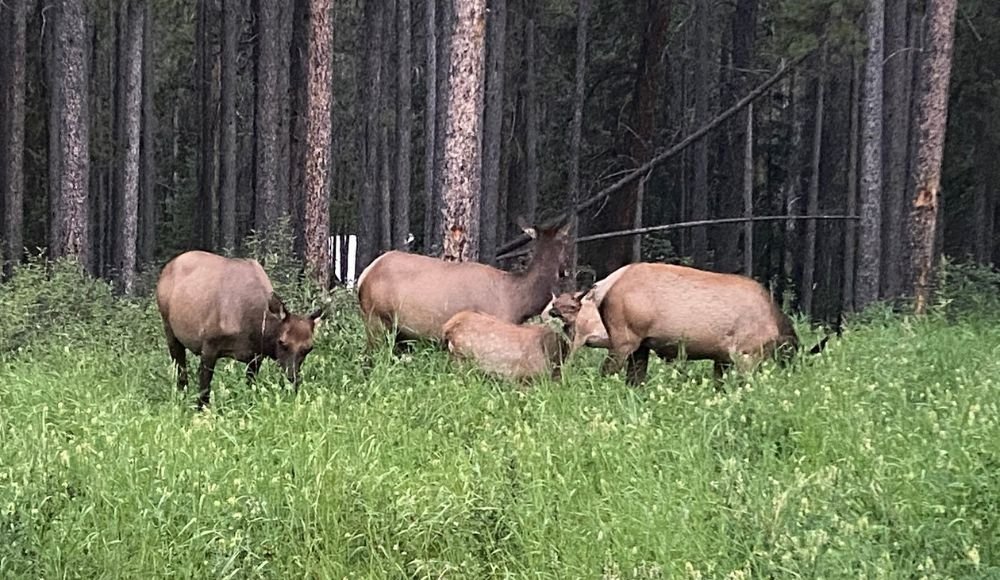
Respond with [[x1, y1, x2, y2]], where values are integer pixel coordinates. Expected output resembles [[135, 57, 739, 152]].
[[2, 262, 1000, 578]]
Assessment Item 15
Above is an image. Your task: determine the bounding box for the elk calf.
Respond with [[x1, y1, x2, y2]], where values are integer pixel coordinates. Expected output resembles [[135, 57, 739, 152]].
[[156, 251, 324, 408], [443, 293, 584, 382]]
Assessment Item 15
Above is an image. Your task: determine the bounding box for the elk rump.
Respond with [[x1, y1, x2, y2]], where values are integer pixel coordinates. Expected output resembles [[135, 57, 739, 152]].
[[156, 250, 323, 408], [596, 262, 800, 385], [357, 222, 571, 351], [443, 292, 583, 382]]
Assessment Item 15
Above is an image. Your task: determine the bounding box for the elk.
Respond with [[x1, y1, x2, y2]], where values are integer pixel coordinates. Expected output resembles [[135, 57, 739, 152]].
[[156, 250, 324, 408], [443, 292, 584, 381], [591, 262, 822, 386], [357, 221, 572, 353]]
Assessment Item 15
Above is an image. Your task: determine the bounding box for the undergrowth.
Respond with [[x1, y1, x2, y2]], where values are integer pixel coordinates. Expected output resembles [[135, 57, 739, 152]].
[[0, 257, 998, 578]]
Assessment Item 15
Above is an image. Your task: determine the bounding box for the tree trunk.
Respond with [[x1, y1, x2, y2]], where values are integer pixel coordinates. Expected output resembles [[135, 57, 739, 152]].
[[909, 0, 958, 314], [880, 0, 912, 299], [566, 0, 590, 282], [358, 0, 382, 269], [395, 0, 413, 250], [691, 0, 710, 267], [800, 49, 825, 316], [742, 102, 753, 277], [973, 133, 996, 265], [422, 0, 438, 253], [782, 71, 802, 298], [843, 57, 861, 313], [289, 0, 310, 257], [522, 13, 538, 225], [254, 0, 284, 239], [304, 0, 333, 285], [197, 0, 216, 250], [1, 0, 27, 274], [219, 0, 239, 251], [439, 0, 486, 262], [596, 0, 670, 277], [139, 1, 156, 267], [114, 0, 142, 294], [479, 0, 506, 264], [856, 0, 885, 311], [50, 0, 91, 267]]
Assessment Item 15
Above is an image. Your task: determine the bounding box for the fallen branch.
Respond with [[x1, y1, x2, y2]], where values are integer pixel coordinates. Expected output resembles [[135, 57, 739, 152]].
[[495, 49, 816, 257]]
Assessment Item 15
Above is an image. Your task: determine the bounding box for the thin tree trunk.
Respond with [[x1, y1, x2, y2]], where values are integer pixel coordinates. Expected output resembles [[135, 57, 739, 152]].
[[857, 0, 885, 311], [254, 0, 283, 239], [197, 0, 216, 249], [395, 0, 413, 250], [566, 0, 590, 282], [439, 0, 486, 262], [219, 0, 238, 251], [742, 102, 753, 277], [2, 0, 27, 274], [304, 0, 333, 285], [358, 0, 382, 269], [422, 0, 438, 253], [691, 0, 710, 267], [50, 0, 91, 266], [880, 0, 912, 298], [843, 57, 861, 312], [479, 0, 506, 264], [289, 0, 310, 257], [801, 49, 825, 316], [379, 0, 394, 252], [908, 0, 957, 314], [782, 71, 802, 296], [115, 0, 142, 294], [430, 0, 454, 256], [139, 1, 156, 267], [379, 126, 392, 251], [523, 14, 538, 224]]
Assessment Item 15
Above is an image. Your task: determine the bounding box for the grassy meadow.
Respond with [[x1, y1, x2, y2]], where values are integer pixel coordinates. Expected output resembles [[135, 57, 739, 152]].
[[1, 257, 1000, 578]]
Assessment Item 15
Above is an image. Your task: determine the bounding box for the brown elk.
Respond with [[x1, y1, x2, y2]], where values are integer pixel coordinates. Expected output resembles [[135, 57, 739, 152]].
[[156, 251, 324, 408], [592, 262, 820, 386], [357, 221, 572, 353], [442, 292, 584, 381]]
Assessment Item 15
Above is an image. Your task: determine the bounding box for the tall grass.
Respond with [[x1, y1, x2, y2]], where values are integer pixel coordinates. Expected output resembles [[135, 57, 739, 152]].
[[1, 257, 999, 578]]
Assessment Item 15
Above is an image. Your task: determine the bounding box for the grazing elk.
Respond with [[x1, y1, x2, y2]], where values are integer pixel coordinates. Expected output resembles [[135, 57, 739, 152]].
[[357, 221, 572, 354], [538, 266, 634, 351], [156, 251, 324, 408], [442, 292, 584, 381], [591, 262, 823, 386]]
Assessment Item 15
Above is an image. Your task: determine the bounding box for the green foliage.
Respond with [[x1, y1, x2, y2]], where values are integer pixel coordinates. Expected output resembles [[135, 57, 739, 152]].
[[931, 257, 1000, 320], [2, 266, 1000, 577]]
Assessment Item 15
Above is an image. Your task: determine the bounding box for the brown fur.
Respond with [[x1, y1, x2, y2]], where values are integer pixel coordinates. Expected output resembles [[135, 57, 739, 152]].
[[442, 293, 582, 382], [155, 250, 323, 408], [541, 291, 609, 351], [594, 262, 799, 385], [357, 222, 572, 353]]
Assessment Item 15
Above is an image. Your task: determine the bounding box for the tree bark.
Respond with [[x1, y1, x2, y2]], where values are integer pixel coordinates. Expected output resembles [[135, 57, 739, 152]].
[[880, 0, 912, 299], [479, 0, 506, 264], [430, 0, 454, 256], [843, 58, 861, 312], [857, 0, 885, 311], [197, 0, 216, 250], [395, 0, 413, 250], [139, 1, 156, 267], [358, 0, 382, 269], [115, 0, 142, 294], [522, 13, 538, 225], [254, 0, 284, 238], [439, 0, 486, 262], [289, 0, 310, 257], [742, 102, 753, 277], [422, 0, 438, 253], [566, 0, 590, 281], [219, 0, 239, 251], [691, 0, 710, 267], [800, 49, 825, 316], [50, 0, 91, 267], [782, 71, 802, 295], [909, 0, 957, 314], [2, 0, 27, 274], [379, 0, 395, 252], [304, 0, 333, 285]]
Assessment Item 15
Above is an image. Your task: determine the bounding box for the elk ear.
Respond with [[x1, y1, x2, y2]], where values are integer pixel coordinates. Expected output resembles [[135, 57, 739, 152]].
[[308, 308, 325, 331], [267, 293, 288, 319], [516, 216, 536, 238], [556, 221, 573, 237]]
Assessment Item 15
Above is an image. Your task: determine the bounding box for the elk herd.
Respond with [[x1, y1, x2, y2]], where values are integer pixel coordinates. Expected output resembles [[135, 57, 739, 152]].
[[156, 219, 828, 408]]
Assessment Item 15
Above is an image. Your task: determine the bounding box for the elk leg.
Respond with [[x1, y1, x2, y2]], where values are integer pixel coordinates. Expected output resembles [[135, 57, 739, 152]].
[[625, 346, 651, 386], [245, 356, 262, 385], [713, 361, 732, 393], [165, 332, 188, 391], [197, 351, 219, 410]]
